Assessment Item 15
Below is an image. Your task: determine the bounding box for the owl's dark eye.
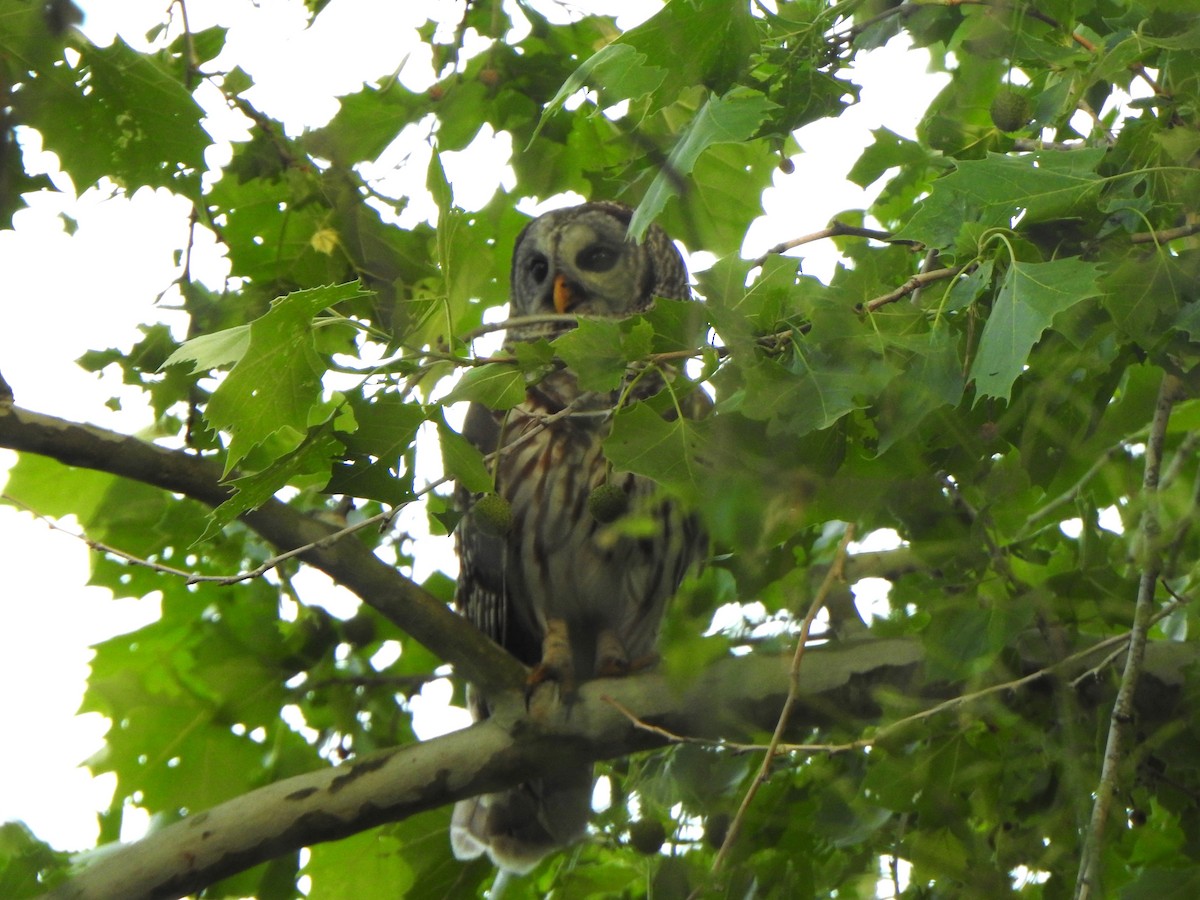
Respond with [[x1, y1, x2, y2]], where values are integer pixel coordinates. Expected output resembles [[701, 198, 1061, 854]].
[[576, 244, 620, 273], [527, 254, 549, 283]]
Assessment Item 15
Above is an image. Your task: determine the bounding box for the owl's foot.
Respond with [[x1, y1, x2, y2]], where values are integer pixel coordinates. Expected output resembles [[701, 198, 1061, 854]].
[[526, 618, 575, 715], [594, 628, 630, 678], [594, 630, 659, 678]]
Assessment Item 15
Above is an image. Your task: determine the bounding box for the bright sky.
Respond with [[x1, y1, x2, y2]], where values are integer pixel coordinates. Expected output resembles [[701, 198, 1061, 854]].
[[0, 0, 947, 854]]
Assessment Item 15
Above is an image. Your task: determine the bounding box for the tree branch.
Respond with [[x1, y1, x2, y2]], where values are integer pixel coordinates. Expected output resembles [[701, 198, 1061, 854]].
[[862, 265, 965, 312], [0, 403, 524, 692], [750, 221, 917, 270], [40, 633, 1199, 900], [1075, 372, 1183, 899]]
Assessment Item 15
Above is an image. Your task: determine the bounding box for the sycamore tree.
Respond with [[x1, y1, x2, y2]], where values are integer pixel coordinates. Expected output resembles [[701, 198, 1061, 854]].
[[2, 0, 1200, 897]]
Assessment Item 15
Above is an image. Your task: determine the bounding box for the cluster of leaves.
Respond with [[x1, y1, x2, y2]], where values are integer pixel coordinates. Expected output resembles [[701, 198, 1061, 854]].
[[3, 0, 1200, 897]]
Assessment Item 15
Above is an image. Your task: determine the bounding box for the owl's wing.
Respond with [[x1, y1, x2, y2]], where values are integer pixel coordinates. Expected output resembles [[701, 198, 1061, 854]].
[[453, 401, 541, 668]]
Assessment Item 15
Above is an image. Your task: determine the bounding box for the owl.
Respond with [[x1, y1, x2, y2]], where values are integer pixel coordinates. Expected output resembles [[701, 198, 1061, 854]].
[[450, 201, 707, 874]]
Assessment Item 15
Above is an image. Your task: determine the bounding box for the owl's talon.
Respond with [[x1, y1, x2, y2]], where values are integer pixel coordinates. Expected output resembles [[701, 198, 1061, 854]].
[[526, 618, 576, 713], [594, 628, 632, 678], [596, 651, 659, 679], [594, 656, 629, 678]]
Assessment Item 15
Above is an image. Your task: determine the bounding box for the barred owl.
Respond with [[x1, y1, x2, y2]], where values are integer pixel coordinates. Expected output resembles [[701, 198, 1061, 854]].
[[450, 201, 706, 874]]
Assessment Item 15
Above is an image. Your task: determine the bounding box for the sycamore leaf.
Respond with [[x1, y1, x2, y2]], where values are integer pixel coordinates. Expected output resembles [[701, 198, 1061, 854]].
[[203, 283, 370, 475], [437, 418, 492, 494], [26, 38, 208, 198], [603, 402, 708, 496], [970, 258, 1102, 403], [898, 150, 1106, 249], [302, 830, 414, 898], [536, 44, 666, 139], [729, 349, 897, 438], [876, 324, 964, 454], [639, 297, 710, 353], [615, 0, 755, 108], [441, 362, 527, 410], [1105, 251, 1193, 345], [848, 127, 938, 189], [552, 318, 628, 393], [200, 431, 346, 543], [162, 324, 251, 372], [630, 87, 778, 242]]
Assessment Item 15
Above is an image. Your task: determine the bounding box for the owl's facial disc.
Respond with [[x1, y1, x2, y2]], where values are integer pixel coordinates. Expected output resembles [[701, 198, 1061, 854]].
[[509, 202, 682, 328], [544, 220, 636, 316]]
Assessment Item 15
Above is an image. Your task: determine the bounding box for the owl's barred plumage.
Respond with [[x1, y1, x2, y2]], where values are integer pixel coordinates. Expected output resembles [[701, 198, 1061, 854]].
[[450, 202, 706, 874]]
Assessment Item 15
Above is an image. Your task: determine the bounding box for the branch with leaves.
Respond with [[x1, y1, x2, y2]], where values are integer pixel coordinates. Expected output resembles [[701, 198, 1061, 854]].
[[0, 403, 522, 693]]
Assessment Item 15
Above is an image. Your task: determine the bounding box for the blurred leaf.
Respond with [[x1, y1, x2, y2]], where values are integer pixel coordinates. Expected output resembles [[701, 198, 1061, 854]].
[[437, 416, 492, 494], [442, 362, 527, 410], [604, 402, 709, 495], [971, 257, 1103, 402], [631, 87, 777, 242]]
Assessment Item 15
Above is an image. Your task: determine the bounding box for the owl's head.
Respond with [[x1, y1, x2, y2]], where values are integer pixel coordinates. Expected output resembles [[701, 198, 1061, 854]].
[[508, 201, 689, 322]]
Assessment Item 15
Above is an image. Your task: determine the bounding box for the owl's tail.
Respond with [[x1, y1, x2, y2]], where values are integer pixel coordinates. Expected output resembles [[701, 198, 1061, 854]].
[[450, 765, 594, 875]]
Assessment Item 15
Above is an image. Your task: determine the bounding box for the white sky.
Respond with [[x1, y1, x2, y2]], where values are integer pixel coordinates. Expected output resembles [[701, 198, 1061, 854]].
[[0, 0, 947, 853]]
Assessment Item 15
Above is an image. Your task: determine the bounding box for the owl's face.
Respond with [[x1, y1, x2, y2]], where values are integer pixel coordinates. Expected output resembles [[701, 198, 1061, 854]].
[[509, 202, 688, 322]]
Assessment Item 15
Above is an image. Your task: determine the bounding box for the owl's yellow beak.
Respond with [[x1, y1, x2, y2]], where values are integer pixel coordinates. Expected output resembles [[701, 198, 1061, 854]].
[[553, 274, 573, 314]]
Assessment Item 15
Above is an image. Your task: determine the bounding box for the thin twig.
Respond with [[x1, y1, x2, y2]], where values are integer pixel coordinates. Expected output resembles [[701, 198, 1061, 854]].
[[1129, 220, 1200, 246], [751, 221, 915, 269], [863, 266, 964, 312], [909, 248, 941, 306], [1013, 138, 1085, 152], [705, 524, 856, 886], [1075, 372, 1183, 899]]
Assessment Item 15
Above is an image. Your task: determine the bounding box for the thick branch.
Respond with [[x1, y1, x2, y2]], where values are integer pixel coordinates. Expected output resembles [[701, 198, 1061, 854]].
[[41, 638, 924, 900], [41, 635, 1198, 900], [0, 404, 523, 692], [1075, 373, 1182, 898]]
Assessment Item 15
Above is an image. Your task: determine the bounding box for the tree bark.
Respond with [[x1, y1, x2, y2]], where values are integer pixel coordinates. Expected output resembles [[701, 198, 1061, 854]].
[[38, 635, 1197, 900]]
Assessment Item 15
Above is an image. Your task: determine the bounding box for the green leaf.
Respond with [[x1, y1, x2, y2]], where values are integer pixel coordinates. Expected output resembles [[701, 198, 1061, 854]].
[[0, 822, 70, 898], [441, 362, 528, 410], [630, 87, 778, 242], [204, 283, 370, 474], [552, 318, 628, 393], [603, 402, 708, 495], [303, 83, 426, 164], [162, 324, 251, 372], [23, 38, 208, 197], [1120, 868, 1200, 900], [303, 829, 413, 899], [898, 150, 1106, 248], [437, 417, 492, 494], [537, 44, 666, 134], [875, 323, 964, 453], [1, 453, 117, 523], [614, 0, 756, 108], [1108, 250, 1195, 345], [200, 430, 345, 542], [970, 258, 1103, 403], [848, 127, 937, 188]]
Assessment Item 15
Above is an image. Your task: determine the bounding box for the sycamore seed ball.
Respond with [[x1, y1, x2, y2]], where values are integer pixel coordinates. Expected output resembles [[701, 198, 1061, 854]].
[[587, 482, 629, 523], [629, 818, 666, 855], [990, 88, 1032, 132], [473, 493, 512, 536]]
